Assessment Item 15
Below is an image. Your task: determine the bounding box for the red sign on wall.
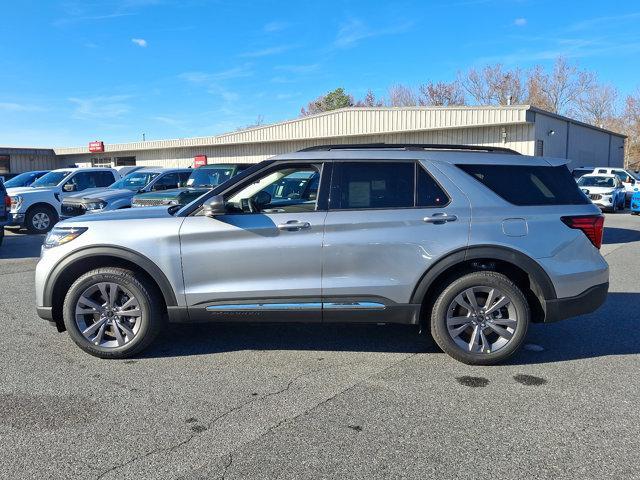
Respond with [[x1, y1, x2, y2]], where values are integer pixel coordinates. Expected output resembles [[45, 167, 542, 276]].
[[194, 155, 208, 167], [88, 141, 105, 153]]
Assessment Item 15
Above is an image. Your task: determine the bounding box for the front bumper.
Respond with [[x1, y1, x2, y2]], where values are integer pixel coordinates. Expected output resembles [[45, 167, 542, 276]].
[[543, 282, 609, 322]]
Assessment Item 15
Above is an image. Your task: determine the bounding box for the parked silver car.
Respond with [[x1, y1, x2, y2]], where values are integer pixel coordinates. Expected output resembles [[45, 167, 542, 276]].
[[35, 144, 609, 365], [60, 168, 192, 219]]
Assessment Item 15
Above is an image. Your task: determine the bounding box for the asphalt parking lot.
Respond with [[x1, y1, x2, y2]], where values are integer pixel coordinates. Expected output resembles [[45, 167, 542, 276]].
[[1, 214, 639, 480]]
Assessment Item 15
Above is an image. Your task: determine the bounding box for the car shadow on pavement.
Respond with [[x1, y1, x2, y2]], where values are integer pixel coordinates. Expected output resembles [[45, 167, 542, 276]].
[[144, 323, 436, 358], [602, 226, 640, 245], [144, 292, 639, 364], [0, 231, 44, 259], [507, 292, 640, 365]]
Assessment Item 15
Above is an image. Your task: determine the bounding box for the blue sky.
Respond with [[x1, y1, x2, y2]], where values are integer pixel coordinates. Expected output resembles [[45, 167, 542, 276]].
[[1, 0, 639, 147]]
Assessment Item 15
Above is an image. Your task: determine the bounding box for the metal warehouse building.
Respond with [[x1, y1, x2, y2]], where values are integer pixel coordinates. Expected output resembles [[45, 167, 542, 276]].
[[1, 105, 626, 175]]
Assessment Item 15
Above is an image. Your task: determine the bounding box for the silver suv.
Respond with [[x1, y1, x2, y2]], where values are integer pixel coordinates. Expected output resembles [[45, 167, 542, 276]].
[[35, 145, 609, 365]]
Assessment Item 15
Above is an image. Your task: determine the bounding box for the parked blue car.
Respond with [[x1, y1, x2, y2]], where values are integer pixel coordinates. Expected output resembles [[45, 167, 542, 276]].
[[3, 170, 50, 188], [631, 191, 640, 215]]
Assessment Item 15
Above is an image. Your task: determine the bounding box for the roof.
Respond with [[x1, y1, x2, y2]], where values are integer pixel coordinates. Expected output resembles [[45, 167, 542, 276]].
[[51, 105, 627, 156]]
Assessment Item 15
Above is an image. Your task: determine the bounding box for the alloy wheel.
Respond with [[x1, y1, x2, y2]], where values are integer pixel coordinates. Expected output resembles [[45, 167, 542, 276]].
[[32, 212, 50, 231], [446, 286, 518, 354], [75, 282, 142, 348]]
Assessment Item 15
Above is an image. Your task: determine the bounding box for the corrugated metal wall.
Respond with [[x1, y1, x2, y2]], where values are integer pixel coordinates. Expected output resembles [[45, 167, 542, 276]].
[[58, 124, 534, 168], [54, 106, 531, 156], [3, 152, 60, 173]]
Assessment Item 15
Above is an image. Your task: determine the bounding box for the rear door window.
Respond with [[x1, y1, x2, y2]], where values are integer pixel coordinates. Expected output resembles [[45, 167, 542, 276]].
[[331, 162, 415, 209], [457, 164, 590, 206]]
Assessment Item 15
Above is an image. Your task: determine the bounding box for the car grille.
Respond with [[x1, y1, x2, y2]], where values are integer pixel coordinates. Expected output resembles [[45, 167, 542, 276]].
[[589, 194, 602, 201], [61, 203, 86, 217], [133, 198, 167, 207]]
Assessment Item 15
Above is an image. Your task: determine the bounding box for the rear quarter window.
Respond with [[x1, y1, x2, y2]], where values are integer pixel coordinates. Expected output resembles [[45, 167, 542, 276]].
[[457, 164, 590, 206]]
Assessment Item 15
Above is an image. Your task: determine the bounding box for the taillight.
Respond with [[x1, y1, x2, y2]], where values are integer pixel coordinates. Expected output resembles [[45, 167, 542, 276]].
[[561, 215, 605, 249], [4, 195, 10, 209]]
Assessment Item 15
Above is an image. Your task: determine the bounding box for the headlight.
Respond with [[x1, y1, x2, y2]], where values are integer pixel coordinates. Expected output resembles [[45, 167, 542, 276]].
[[85, 200, 107, 211], [44, 227, 87, 249], [10, 195, 23, 211]]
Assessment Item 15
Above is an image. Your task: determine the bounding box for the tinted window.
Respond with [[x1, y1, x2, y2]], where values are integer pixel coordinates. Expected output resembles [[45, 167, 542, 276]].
[[153, 173, 183, 190], [417, 166, 449, 207], [333, 162, 414, 209], [178, 172, 192, 186], [187, 166, 237, 187], [458, 164, 590, 206]]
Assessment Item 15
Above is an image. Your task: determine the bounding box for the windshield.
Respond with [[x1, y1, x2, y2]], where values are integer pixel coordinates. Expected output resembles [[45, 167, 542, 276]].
[[4, 172, 44, 188], [578, 176, 615, 188], [32, 170, 72, 188], [187, 166, 236, 188], [109, 172, 160, 191]]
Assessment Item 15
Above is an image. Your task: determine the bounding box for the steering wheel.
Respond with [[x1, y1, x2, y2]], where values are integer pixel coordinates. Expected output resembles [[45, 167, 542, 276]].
[[240, 198, 255, 213]]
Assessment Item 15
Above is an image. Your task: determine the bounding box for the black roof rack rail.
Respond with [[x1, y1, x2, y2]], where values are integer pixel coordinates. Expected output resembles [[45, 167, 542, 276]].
[[298, 143, 521, 155]]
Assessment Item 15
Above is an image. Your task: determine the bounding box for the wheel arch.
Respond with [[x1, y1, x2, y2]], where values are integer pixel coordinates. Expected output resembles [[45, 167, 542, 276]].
[[44, 246, 178, 328], [411, 245, 557, 325]]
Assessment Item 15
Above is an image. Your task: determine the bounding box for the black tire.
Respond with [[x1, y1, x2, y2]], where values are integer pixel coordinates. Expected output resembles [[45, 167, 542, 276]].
[[430, 271, 530, 365], [63, 267, 164, 359], [25, 204, 57, 234]]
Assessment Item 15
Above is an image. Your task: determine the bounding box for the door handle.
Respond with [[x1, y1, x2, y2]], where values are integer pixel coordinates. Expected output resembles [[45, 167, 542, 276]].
[[277, 220, 311, 231], [423, 213, 458, 224]]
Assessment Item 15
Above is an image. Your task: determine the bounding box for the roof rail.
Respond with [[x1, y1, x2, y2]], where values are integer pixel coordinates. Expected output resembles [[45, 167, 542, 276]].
[[298, 143, 522, 155]]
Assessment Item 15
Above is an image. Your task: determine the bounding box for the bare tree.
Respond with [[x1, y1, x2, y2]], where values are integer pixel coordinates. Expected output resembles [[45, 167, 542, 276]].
[[459, 65, 524, 105], [355, 89, 384, 107], [623, 89, 640, 168], [387, 84, 418, 107], [236, 115, 265, 131], [419, 81, 466, 106], [526, 57, 595, 115], [576, 83, 618, 127]]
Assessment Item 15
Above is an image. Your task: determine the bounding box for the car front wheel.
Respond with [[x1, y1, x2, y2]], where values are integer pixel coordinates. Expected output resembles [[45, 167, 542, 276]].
[[26, 205, 56, 233], [62, 267, 163, 359], [430, 271, 530, 365]]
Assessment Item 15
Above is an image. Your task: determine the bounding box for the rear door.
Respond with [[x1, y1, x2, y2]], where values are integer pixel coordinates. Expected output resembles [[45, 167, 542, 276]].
[[321, 160, 471, 322]]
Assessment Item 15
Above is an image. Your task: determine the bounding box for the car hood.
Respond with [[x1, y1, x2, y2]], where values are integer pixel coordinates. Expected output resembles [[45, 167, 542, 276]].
[[59, 206, 174, 224], [6, 186, 56, 196], [579, 186, 616, 194], [65, 188, 135, 203]]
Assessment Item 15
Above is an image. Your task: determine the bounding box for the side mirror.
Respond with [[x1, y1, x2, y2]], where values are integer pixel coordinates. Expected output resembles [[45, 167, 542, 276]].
[[203, 194, 226, 217]]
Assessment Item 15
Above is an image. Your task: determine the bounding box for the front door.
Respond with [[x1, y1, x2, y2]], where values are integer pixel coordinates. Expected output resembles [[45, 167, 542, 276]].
[[321, 160, 471, 323], [179, 162, 327, 322]]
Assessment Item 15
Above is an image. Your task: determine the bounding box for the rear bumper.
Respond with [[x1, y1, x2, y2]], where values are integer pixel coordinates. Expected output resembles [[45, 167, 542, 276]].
[[7, 212, 25, 227], [543, 282, 609, 323]]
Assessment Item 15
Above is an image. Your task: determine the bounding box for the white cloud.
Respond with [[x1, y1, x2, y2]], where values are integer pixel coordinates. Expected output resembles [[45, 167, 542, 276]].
[[264, 21, 288, 33], [274, 64, 319, 74], [68, 95, 132, 119], [240, 45, 292, 58], [334, 18, 413, 49], [514, 18, 527, 26], [179, 65, 253, 83], [0, 102, 44, 112], [131, 38, 148, 47]]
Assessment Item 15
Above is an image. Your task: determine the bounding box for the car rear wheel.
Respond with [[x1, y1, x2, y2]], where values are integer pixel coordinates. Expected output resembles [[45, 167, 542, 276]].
[[62, 267, 163, 359], [26, 205, 56, 234], [430, 271, 530, 365]]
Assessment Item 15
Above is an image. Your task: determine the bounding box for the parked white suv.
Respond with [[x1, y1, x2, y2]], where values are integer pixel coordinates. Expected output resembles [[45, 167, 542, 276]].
[[7, 168, 119, 233], [591, 167, 639, 205]]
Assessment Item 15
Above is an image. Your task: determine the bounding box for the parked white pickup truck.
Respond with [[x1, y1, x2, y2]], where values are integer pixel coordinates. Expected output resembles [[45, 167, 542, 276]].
[[6, 167, 120, 233]]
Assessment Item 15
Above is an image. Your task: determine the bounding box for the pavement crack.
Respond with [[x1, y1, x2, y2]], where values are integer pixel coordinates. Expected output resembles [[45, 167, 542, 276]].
[[94, 365, 333, 479], [220, 453, 233, 480]]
